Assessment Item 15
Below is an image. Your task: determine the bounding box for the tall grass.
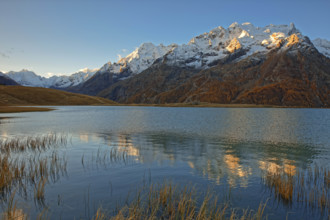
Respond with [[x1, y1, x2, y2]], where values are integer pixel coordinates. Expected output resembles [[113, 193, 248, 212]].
[[0, 134, 67, 202], [263, 164, 329, 214], [93, 183, 268, 220], [0, 134, 67, 154]]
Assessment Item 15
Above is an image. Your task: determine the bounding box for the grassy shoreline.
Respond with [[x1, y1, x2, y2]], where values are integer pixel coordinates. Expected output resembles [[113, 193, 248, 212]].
[[120, 103, 281, 108], [1, 102, 328, 114], [0, 106, 55, 113]]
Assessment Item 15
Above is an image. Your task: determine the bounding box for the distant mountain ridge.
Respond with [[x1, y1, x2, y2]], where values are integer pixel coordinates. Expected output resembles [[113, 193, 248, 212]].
[[3, 68, 98, 88], [68, 22, 330, 107], [3, 22, 330, 107]]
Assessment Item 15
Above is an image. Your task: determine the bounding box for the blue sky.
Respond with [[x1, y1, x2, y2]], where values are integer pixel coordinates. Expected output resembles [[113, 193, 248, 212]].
[[1, 0, 330, 76]]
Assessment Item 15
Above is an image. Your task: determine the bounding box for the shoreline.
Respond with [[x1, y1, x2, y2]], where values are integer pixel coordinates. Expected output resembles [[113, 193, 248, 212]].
[[1, 103, 328, 113], [0, 106, 55, 114]]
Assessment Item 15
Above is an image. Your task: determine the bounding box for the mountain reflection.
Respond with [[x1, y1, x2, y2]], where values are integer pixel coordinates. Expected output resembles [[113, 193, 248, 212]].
[[90, 132, 317, 187], [224, 153, 252, 187], [259, 159, 297, 176]]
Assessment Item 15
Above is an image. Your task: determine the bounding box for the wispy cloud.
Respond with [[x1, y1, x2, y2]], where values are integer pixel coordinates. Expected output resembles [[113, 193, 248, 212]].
[[0, 52, 9, 58], [117, 49, 128, 61], [0, 48, 24, 59]]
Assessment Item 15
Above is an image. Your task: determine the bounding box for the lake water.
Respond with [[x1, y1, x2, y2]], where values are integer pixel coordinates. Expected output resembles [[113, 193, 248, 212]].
[[0, 106, 329, 219]]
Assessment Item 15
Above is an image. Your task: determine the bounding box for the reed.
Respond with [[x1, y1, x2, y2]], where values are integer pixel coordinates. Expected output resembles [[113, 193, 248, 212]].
[[0, 134, 67, 154], [93, 183, 267, 220], [262, 164, 329, 212], [82, 147, 132, 171], [0, 135, 67, 203], [34, 178, 47, 205]]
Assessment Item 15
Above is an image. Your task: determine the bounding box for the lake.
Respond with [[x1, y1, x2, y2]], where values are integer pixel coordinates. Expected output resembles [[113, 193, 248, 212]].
[[0, 106, 329, 219]]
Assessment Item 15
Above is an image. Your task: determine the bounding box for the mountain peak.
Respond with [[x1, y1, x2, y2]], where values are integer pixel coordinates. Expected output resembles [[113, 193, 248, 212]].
[[95, 22, 330, 78], [229, 22, 240, 29]]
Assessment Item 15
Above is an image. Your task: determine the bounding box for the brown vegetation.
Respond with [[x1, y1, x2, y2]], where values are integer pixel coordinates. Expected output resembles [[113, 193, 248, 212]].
[[0, 85, 117, 106], [93, 183, 268, 220], [0, 106, 54, 113], [0, 134, 67, 202], [97, 43, 330, 107], [263, 165, 330, 212]]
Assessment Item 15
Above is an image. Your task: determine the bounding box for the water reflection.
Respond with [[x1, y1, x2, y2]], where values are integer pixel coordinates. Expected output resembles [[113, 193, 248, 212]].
[[91, 132, 319, 188], [259, 159, 297, 176], [0, 107, 329, 219], [224, 152, 252, 187]]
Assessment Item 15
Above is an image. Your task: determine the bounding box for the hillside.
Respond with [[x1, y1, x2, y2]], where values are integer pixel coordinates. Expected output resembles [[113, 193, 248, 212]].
[[96, 36, 330, 107], [0, 86, 116, 106], [74, 23, 330, 107]]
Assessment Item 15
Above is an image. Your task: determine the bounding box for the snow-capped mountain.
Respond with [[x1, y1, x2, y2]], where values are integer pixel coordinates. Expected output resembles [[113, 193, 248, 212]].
[[74, 22, 330, 107], [165, 22, 305, 67], [49, 68, 98, 88], [98, 43, 177, 76], [5, 70, 48, 87], [5, 68, 98, 88], [95, 22, 330, 77]]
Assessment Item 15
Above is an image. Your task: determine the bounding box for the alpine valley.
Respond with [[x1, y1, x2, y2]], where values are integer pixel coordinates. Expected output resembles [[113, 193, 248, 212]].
[[3, 22, 330, 107]]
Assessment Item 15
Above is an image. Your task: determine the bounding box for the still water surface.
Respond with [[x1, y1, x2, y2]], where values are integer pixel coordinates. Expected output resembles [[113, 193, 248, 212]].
[[0, 106, 329, 219]]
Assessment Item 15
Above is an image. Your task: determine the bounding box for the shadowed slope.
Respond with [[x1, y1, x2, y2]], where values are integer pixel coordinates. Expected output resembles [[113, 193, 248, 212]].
[[0, 75, 18, 86]]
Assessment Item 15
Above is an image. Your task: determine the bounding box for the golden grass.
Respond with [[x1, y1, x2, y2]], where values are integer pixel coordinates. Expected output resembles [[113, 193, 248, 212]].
[[0, 134, 67, 154], [0, 134, 67, 201], [34, 178, 47, 205], [263, 164, 330, 211], [0, 85, 117, 106], [93, 183, 268, 220]]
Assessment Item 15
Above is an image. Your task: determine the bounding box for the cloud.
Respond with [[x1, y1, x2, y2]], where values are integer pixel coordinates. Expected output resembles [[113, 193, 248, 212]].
[[44, 72, 65, 78], [116, 49, 129, 61], [0, 52, 9, 58]]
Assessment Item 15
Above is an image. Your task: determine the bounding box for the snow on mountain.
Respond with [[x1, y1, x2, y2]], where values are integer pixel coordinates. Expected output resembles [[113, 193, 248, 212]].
[[98, 43, 177, 76], [49, 68, 98, 88], [165, 22, 305, 68], [5, 68, 98, 88], [5, 70, 49, 87], [312, 38, 330, 58], [97, 22, 324, 78], [4, 22, 330, 89]]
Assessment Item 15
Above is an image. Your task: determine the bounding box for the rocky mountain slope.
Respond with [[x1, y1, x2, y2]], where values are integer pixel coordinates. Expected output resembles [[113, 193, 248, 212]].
[[4, 68, 97, 88], [72, 22, 330, 107]]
